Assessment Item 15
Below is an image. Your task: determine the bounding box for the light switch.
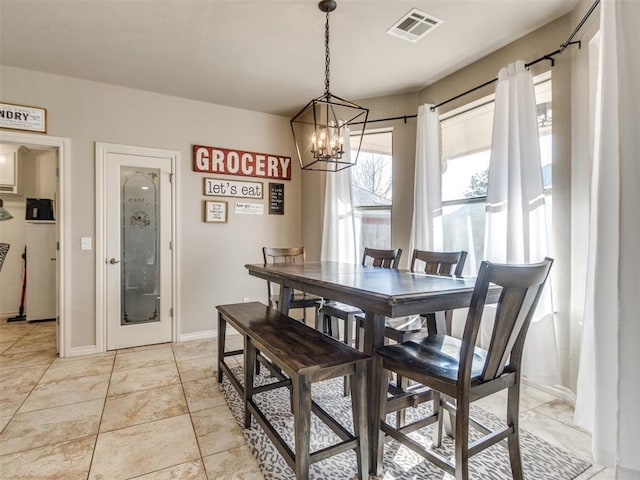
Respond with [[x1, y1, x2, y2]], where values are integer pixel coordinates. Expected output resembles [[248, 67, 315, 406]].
[[81, 237, 92, 251]]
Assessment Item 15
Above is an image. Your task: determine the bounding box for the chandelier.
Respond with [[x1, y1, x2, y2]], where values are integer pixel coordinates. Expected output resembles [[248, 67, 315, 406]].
[[290, 0, 369, 172]]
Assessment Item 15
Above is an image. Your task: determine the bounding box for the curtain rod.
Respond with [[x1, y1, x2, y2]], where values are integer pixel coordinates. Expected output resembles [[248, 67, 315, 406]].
[[352, 0, 600, 125]]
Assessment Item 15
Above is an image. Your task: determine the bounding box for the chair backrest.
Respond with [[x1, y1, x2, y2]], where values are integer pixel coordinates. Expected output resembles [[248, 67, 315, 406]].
[[362, 248, 402, 269], [460, 257, 553, 383], [262, 246, 306, 265], [262, 247, 307, 308], [410, 249, 467, 277]]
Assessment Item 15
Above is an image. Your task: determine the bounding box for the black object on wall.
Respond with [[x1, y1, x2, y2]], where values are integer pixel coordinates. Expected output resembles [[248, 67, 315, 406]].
[[26, 198, 54, 221]]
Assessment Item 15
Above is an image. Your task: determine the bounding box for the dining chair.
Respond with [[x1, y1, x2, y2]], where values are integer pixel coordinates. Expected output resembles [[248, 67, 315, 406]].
[[382, 249, 468, 342], [262, 246, 321, 324], [373, 257, 553, 480]]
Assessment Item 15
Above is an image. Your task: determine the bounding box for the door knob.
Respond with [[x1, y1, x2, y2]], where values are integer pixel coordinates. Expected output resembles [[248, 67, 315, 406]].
[[108, 258, 121, 264]]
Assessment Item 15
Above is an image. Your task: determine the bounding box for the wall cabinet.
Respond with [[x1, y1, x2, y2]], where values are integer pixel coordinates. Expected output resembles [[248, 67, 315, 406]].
[[25, 221, 57, 321], [0, 146, 18, 193]]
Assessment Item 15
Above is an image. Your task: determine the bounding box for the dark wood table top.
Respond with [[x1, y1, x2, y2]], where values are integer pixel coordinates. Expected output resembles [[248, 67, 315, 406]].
[[245, 261, 497, 317]]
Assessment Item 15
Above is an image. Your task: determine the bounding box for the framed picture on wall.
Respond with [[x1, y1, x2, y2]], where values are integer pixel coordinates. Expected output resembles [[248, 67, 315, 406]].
[[204, 200, 227, 223]]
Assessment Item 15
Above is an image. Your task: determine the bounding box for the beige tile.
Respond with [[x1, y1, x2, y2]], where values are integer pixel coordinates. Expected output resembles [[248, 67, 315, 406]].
[[100, 384, 188, 432], [19, 373, 110, 412], [177, 355, 216, 383], [520, 409, 594, 462], [132, 460, 208, 479], [172, 339, 217, 362], [0, 436, 95, 480], [108, 362, 180, 397], [202, 445, 264, 480], [0, 384, 33, 417], [589, 467, 615, 479], [0, 364, 48, 389], [89, 414, 200, 480], [519, 382, 559, 412], [182, 377, 226, 412], [532, 398, 586, 429], [114, 345, 175, 371], [191, 405, 245, 456], [473, 391, 507, 419], [573, 465, 607, 480], [0, 414, 12, 432], [0, 398, 102, 455], [117, 342, 173, 354], [41, 355, 115, 383], [0, 348, 57, 369], [0, 340, 16, 353]]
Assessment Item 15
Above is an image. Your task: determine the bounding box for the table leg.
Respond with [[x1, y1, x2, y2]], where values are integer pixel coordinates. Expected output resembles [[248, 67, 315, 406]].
[[364, 311, 386, 477], [277, 284, 292, 314]]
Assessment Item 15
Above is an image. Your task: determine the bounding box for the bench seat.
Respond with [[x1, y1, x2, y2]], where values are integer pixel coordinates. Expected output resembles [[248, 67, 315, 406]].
[[217, 301, 369, 480]]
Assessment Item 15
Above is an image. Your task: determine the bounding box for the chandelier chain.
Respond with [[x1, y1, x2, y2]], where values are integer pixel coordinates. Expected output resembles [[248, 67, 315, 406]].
[[324, 10, 330, 95]]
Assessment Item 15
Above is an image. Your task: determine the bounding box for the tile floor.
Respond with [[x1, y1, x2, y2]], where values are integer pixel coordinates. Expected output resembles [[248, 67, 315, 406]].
[[0, 319, 614, 480]]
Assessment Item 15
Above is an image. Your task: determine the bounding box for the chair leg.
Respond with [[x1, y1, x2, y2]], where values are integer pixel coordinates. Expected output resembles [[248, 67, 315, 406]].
[[342, 314, 354, 396], [454, 397, 470, 480], [432, 391, 443, 448], [506, 383, 524, 480], [395, 375, 409, 427]]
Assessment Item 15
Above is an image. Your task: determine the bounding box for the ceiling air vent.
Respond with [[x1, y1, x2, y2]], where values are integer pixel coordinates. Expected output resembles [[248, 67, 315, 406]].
[[387, 8, 443, 43]]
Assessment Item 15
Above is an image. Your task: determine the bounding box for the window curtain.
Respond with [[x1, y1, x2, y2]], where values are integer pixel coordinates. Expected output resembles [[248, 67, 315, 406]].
[[408, 104, 442, 264], [574, 0, 640, 477], [320, 129, 356, 264], [483, 60, 560, 386]]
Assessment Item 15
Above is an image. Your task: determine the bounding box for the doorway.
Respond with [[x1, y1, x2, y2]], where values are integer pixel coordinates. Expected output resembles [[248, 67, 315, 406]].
[[96, 143, 178, 351], [0, 131, 71, 357]]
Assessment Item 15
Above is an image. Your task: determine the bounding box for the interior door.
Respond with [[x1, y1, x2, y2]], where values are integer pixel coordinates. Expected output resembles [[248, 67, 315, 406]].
[[105, 151, 173, 350]]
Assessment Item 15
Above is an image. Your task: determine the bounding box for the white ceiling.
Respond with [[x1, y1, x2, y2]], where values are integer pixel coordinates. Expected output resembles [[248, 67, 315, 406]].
[[0, 0, 579, 117]]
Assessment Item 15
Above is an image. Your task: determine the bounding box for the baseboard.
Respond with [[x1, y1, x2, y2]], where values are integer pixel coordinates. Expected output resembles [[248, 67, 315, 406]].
[[179, 330, 217, 342], [178, 329, 243, 342], [522, 378, 577, 405], [66, 345, 101, 357]]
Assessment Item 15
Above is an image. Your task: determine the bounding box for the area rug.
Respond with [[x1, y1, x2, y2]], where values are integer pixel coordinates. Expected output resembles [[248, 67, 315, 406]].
[[220, 367, 590, 479]]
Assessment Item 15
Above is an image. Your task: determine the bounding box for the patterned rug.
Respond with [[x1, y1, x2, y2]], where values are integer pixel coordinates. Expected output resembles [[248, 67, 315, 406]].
[[220, 367, 590, 479]]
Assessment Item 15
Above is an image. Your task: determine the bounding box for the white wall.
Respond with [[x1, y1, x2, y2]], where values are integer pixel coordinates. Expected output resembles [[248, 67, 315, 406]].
[[0, 65, 302, 350]]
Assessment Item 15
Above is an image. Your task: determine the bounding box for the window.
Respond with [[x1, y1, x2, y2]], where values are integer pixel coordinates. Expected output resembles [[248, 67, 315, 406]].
[[350, 130, 393, 260], [440, 72, 552, 275]]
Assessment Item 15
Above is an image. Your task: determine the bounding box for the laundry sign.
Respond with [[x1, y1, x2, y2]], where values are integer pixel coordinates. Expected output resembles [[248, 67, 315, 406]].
[[0, 102, 47, 133], [193, 145, 291, 180]]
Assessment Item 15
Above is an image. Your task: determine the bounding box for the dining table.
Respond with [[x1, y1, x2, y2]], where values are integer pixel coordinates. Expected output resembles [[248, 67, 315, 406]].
[[245, 260, 501, 476]]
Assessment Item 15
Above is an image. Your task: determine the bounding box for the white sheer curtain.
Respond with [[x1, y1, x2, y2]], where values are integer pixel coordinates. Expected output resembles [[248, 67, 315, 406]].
[[574, 0, 640, 477], [408, 104, 442, 265], [483, 60, 560, 386], [320, 130, 356, 264]]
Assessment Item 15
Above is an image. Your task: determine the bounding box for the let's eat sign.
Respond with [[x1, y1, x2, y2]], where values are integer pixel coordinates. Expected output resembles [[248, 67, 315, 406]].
[[193, 145, 291, 180]]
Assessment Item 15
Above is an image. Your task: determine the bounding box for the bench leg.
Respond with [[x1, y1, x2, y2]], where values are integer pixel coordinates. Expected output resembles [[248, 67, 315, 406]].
[[292, 375, 312, 480], [244, 338, 257, 429], [217, 313, 226, 384], [350, 362, 369, 479]]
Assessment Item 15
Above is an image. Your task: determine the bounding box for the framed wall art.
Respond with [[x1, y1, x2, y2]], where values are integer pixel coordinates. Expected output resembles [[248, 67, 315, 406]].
[[204, 200, 228, 223]]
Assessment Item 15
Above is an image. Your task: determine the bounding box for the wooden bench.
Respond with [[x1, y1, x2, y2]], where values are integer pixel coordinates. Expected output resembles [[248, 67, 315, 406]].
[[217, 301, 370, 480]]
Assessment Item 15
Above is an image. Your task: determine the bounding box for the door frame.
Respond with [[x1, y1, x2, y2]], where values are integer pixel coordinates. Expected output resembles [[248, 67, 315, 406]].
[[95, 142, 180, 351], [0, 131, 71, 357]]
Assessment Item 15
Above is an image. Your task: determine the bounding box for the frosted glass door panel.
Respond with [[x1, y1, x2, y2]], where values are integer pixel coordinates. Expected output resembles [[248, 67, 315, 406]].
[[120, 167, 160, 325]]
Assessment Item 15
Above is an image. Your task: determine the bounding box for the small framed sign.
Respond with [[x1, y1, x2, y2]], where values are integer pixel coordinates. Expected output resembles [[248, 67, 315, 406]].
[[204, 200, 228, 223], [269, 183, 284, 215], [0, 102, 47, 134], [203, 177, 263, 199]]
